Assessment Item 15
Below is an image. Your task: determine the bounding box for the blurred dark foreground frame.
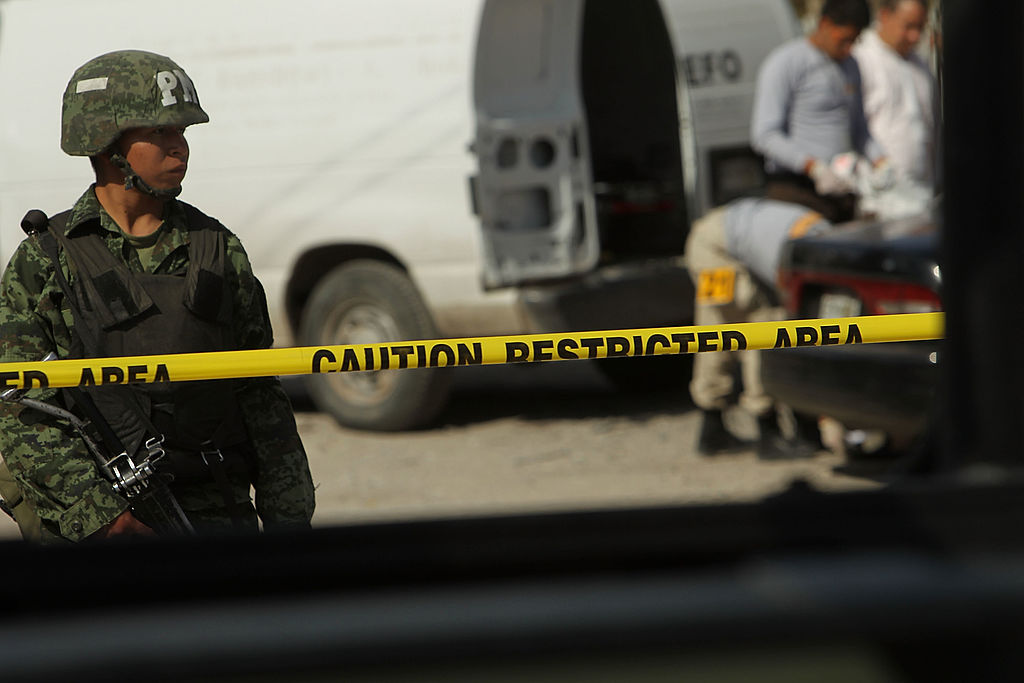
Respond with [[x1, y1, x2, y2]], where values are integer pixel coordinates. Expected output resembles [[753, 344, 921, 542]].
[[1, 1, 1022, 681], [2, 477, 1024, 683]]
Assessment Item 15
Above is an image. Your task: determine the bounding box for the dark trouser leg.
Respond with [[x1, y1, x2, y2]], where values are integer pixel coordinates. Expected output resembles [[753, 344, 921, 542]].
[[764, 178, 856, 223]]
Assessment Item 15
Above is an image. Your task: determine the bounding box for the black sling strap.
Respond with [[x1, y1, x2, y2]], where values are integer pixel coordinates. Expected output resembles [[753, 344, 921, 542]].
[[34, 212, 141, 458]]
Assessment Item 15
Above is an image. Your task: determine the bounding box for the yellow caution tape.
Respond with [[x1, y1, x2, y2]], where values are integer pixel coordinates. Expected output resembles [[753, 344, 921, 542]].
[[0, 312, 943, 391]]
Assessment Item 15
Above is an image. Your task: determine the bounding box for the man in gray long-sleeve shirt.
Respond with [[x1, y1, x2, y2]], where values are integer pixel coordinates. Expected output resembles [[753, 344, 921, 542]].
[[752, 0, 885, 222]]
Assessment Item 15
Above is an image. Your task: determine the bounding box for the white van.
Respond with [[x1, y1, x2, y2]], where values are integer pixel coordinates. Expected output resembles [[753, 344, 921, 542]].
[[0, 0, 801, 430]]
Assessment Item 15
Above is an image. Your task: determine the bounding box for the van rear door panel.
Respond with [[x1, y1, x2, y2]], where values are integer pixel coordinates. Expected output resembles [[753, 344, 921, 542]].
[[471, 0, 599, 289]]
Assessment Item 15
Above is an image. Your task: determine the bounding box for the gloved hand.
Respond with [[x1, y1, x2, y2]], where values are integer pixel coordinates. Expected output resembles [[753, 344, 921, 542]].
[[808, 159, 857, 196], [867, 158, 897, 191]]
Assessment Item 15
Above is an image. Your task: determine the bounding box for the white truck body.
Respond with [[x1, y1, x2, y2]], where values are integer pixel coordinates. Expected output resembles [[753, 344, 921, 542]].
[[0, 0, 801, 429]]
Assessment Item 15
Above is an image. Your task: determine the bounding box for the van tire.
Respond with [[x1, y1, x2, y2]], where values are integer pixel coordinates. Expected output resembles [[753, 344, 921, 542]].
[[298, 261, 451, 431]]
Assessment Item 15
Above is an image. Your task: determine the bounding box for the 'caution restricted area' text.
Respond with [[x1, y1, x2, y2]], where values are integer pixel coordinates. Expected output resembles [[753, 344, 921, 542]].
[[0, 313, 943, 391]]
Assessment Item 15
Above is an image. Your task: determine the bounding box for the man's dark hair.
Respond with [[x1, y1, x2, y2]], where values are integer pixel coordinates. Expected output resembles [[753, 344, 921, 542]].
[[878, 0, 927, 11], [821, 0, 871, 29]]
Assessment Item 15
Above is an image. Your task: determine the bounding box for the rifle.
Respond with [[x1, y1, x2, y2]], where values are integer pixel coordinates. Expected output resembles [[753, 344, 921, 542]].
[[1, 358, 193, 532], [1, 356, 194, 536], [6, 210, 196, 537]]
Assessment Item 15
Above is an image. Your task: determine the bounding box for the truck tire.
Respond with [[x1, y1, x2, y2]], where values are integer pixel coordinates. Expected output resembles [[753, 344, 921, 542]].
[[298, 260, 451, 431]]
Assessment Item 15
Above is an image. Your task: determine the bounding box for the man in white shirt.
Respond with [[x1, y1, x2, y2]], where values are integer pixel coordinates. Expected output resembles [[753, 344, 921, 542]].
[[854, 0, 937, 191]]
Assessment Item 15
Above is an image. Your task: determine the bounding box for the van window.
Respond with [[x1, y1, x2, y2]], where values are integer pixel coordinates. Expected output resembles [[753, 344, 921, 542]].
[[473, 1, 559, 116]]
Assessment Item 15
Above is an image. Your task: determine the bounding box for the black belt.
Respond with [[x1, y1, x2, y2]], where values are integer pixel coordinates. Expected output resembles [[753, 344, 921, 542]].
[[766, 170, 815, 189]]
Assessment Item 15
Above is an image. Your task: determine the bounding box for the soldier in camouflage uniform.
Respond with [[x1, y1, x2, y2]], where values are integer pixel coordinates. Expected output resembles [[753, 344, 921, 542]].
[[0, 50, 315, 542]]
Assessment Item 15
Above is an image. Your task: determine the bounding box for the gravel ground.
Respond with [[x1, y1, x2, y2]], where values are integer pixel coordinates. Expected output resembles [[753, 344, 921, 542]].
[[0, 360, 886, 541], [299, 361, 881, 527]]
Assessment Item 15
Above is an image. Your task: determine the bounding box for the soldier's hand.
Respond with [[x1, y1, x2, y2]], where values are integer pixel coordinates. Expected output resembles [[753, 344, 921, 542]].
[[95, 510, 156, 539]]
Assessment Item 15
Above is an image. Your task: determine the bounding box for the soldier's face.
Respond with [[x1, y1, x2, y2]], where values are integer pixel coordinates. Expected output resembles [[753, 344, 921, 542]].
[[119, 126, 190, 191]]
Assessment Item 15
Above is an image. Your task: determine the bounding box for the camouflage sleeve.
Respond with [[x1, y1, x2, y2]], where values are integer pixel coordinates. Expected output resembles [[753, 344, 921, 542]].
[[224, 233, 316, 529], [0, 240, 128, 542]]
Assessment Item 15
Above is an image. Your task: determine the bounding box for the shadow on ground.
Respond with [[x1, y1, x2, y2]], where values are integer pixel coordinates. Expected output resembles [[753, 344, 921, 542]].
[[439, 361, 694, 426], [283, 359, 695, 429]]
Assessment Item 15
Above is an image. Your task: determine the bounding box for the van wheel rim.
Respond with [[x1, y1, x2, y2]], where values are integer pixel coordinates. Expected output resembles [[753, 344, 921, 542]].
[[324, 303, 401, 405]]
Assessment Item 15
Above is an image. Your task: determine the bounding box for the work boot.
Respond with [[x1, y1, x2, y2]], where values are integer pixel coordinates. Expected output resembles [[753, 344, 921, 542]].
[[756, 412, 819, 460], [792, 411, 825, 451], [696, 409, 750, 455]]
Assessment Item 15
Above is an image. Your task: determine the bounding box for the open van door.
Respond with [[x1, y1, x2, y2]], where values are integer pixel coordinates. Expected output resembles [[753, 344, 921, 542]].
[[471, 0, 600, 289], [661, 0, 803, 215]]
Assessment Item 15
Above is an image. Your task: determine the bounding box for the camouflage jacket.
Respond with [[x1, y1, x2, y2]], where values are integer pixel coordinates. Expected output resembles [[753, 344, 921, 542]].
[[0, 187, 315, 541]]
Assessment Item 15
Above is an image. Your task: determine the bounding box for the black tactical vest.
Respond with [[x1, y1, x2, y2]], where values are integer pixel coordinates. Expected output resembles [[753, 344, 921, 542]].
[[48, 204, 252, 478]]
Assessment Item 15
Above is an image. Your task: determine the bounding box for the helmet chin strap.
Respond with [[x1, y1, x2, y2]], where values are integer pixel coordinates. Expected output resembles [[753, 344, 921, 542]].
[[109, 153, 182, 200]]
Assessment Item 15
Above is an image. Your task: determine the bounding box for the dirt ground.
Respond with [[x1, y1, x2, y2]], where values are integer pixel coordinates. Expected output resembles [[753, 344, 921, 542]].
[[0, 360, 887, 541], [298, 361, 883, 527]]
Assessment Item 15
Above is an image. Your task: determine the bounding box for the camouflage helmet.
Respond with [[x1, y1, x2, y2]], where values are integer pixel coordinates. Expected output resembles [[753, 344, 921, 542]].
[[61, 50, 209, 157]]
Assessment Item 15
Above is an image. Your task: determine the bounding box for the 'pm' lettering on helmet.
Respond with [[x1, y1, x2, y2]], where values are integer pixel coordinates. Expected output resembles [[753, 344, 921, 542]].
[[156, 69, 198, 106]]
